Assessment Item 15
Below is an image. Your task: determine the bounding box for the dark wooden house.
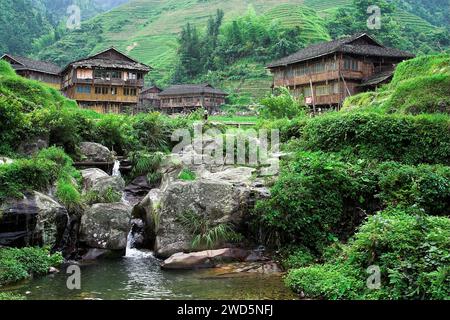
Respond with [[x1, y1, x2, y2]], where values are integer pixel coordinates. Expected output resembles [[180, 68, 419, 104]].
[[267, 33, 414, 110], [60, 47, 151, 114], [138, 85, 162, 112], [158, 84, 228, 114], [1, 54, 62, 89]]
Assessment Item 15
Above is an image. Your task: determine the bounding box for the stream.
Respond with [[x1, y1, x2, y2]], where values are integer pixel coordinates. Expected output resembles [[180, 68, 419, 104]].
[[2, 248, 297, 300]]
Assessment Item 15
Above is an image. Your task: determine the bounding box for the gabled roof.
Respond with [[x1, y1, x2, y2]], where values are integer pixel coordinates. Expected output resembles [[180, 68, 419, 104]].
[[267, 33, 415, 68], [1, 54, 61, 75], [159, 84, 228, 96], [141, 85, 163, 94], [62, 47, 151, 73]]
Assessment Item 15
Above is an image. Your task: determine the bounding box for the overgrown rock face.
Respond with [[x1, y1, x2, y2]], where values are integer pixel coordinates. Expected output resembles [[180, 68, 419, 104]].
[[79, 203, 132, 251], [17, 135, 49, 156], [0, 192, 69, 249], [135, 160, 270, 258], [79, 142, 114, 163]]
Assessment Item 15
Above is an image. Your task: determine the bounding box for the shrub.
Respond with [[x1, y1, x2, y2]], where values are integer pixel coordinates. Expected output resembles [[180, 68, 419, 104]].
[[83, 187, 122, 205], [259, 87, 306, 120], [0, 247, 63, 286], [387, 75, 450, 115], [376, 162, 450, 216], [0, 158, 59, 200], [286, 208, 450, 300], [177, 211, 243, 249], [280, 246, 317, 270], [0, 292, 25, 300], [299, 112, 450, 165], [178, 169, 197, 181], [255, 152, 378, 251]]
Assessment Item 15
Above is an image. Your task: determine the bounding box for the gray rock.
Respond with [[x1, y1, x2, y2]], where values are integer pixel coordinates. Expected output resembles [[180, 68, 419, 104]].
[[79, 142, 114, 163], [161, 248, 251, 270], [17, 135, 49, 156], [0, 192, 69, 249], [79, 203, 132, 251], [81, 168, 125, 196]]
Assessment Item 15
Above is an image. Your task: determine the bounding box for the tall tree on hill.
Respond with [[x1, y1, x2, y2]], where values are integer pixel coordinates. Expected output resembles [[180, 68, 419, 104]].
[[203, 9, 224, 71]]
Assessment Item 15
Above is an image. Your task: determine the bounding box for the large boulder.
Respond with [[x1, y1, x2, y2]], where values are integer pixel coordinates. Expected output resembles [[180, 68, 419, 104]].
[[161, 248, 251, 270], [79, 142, 114, 163], [0, 192, 69, 249], [136, 172, 269, 258], [80, 168, 125, 196], [79, 203, 132, 251]]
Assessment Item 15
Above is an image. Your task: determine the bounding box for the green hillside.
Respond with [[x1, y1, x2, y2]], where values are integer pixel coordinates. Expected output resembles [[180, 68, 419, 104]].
[[37, 0, 328, 74]]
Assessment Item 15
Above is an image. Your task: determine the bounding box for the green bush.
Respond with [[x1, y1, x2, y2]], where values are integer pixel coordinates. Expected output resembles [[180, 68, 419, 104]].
[[255, 152, 378, 251], [0, 247, 63, 286], [178, 169, 197, 181], [259, 87, 306, 120], [286, 208, 450, 300], [387, 75, 450, 115], [390, 54, 450, 87], [0, 158, 59, 200], [0, 292, 25, 300], [299, 112, 450, 165], [280, 246, 317, 270], [83, 187, 122, 205], [376, 162, 450, 216]]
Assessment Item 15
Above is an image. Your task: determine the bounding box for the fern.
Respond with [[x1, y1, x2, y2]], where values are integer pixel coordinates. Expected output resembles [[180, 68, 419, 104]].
[[177, 211, 243, 249]]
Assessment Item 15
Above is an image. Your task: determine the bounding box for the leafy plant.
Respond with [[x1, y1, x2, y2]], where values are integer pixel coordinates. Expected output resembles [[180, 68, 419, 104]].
[[177, 211, 243, 249], [0, 247, 63, 286], [178, 169, 197, 181], [286, 208, 450, 300]]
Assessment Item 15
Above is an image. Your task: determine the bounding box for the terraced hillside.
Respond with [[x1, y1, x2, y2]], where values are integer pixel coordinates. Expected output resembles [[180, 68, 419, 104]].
[[35, 0, 447, 101]]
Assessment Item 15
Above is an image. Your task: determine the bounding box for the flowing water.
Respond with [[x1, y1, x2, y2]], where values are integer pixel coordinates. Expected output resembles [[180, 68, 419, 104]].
[[1, 160, 296, 300], [2, 252, 298, 300]]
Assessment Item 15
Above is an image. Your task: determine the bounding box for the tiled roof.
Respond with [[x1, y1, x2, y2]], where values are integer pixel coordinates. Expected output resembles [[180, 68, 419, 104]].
[[2, 54, 61, 75], [267, 33, 414, 68]]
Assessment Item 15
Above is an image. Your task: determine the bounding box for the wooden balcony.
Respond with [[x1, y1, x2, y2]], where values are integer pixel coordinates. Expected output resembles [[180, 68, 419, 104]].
[[274, 70, 365, 87], [72, 92, 138, 103], [73, 78, 145, 87]]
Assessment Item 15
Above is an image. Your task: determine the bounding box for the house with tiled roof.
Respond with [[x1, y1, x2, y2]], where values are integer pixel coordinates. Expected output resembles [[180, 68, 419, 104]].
[[1, 54, 62, 89], [267, 33, 415, 110], [158, 84, 228, 114], [60, 47, 152, 114]]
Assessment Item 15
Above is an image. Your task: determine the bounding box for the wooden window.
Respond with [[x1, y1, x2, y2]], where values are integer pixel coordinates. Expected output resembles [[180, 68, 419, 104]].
[[344, 58, 359, 71], [95, 86, 108, 94], [76, 85, 91, 94], [128, 72, 137, 80], [124, 88, 137, 96], [94, 70, 111, 79], [303, 86, 312, 97], [111, 87, 117, 95], [315, 85, 329, 96], [111, 71, 122, 79]]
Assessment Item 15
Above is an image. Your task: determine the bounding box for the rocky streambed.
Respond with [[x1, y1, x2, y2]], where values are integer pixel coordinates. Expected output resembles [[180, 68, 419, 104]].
[[0, 141, 291, 299]]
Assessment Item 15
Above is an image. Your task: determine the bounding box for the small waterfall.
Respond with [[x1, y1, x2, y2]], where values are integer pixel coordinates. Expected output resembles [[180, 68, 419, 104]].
[[112, 160, 121, 177], [125, 231, 154, 259]]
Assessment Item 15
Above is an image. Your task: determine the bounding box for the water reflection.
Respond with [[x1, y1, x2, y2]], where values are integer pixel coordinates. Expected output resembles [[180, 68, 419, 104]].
[[2, 253, 297, 300]]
